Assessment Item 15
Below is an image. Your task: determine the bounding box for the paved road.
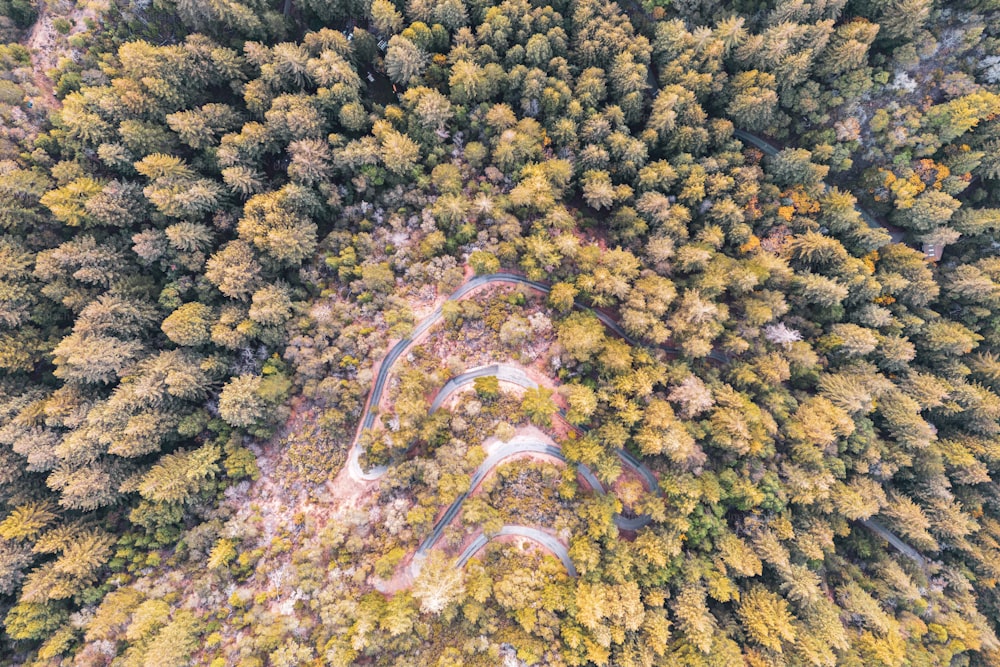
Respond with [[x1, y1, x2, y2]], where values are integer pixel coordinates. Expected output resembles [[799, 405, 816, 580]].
[[347, 274, 549, 481], [455, 525, 577, 575], [415, 431, 651, 561], [860, 518, 928, 569], [416, 436, 569, 556], [424, 363, 656, 530], [733, 130, 907, 245], [420, 367, 934, 565], [427, 362, 658, 491], [347, 272, 726, 482], [429, 364, 538, 413], [346, 270, 930, 575]]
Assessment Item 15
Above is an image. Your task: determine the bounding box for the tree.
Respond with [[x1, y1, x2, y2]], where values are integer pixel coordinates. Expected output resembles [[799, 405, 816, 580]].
[[891, 189, 961, 232], [371, 0, 404, 34], [556, 312, 607, 363], [0, 502, 58, 542], [430, 0, 467, 30], [581, 170, 616, 210], [768, 149, 829, 191], [473, 375, 499, 400], [448, 60, 488, 105], [249, 283, 293, 325], [238, 185, 319, 266], [738, 585, 796, 653], [672, 582, 716, 654], [205, 240, 263, 301], [621, 272, 675, 344], [562, 383, 597, 425], [667, 375, 714, 418], [548, 282, 578, 313], [5, 602, 68, 641], [385, 36, 427, 85], [136, 443, 220, 504], [727, 70, 778, 132], [218, 375, 267, 428], [520, 387, 556, 427], [287, 138, 333, 184], [469, 251, 500, 275], [140, 611, 200, 667], [874, 0, 931, 40], [51, 332, 144, 385], [412, 551, 465, 615], [40, 177, 103, 227], [379, 592, 418, 636], [376, 124, 421, 175], [162, 303, 212, 346]]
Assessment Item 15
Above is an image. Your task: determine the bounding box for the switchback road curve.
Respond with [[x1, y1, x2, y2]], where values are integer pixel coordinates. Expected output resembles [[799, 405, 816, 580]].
[[424, 363, 656, 534], [346, 272, 929, 572], [428, 363, 659, 496], [414, 430, 652, 563], [346, 272, 726, 482], [455, 525, 577, 575]]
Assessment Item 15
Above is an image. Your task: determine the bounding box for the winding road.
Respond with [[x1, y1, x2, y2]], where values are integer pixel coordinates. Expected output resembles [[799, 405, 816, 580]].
[[414, 428, 652, 563], [424, 362, 655, 528], [428, 364, 539, 413], [406, 329, 930, 572], [455, 525, 577, 575], [346, 232, 929, 575], [347, 272, 725, 483], [860, 518, 928, 569], [416, 435, 573, 558], [427, 363, 658, 494], [733, 130, 907, 245], [736, 132, 934, 570]]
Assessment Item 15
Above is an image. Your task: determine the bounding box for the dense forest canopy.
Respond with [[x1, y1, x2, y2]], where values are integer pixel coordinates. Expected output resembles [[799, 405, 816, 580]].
[[3, 0, 1000, 663]]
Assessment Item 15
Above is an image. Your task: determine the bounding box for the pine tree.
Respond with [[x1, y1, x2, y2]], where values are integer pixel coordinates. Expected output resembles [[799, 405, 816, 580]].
[[0, 502, 58, 541], [206, 240, 263, 300], [520, 387, 556, 427], [161, 302, 213, 346], [137, 443, 220, 504], [672, 582, 716, 654], [218, 375, 267, 428], [385, 36, 427, 85]]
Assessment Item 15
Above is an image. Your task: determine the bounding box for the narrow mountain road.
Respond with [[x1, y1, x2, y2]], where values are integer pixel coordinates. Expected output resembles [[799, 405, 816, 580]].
[[422, 362, 655, 539], [429, 364, 538, 413], [414, 428, 652, 563], [733, 130, 907, 245], [427, 362, 658, 493], [455, 525, 577, 575], [346, 272, 724, 483], [347, 269, 930, 576], [347, 274, 546, 481], [416, 436, 569, 558], [407, 337, 931, 573], [860, 518, 928, 569]]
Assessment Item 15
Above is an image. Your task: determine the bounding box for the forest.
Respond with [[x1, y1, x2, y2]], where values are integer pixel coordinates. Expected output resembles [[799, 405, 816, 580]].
[[3, 0, 1000, 663]]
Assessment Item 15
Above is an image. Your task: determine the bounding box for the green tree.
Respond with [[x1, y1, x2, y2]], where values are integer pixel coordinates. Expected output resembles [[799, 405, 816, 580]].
[[556, 312, 607, 363], [474, 375, 499, 400], [520, 387, 556, 427], [218, 375, 268, 428], [162, 303, 213, 346], [385, 36, 427, 85], [727, 70, 778, 132]]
